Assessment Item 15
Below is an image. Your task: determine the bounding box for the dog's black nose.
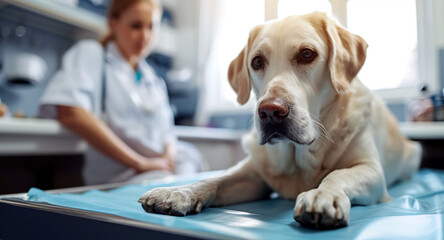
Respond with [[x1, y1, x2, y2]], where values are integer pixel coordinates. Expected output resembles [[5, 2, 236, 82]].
[[258, 98, 289, 124]]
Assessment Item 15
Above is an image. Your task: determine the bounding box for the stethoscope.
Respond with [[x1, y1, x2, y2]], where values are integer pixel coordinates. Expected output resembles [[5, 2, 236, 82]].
[[101, 44, 157, 116]]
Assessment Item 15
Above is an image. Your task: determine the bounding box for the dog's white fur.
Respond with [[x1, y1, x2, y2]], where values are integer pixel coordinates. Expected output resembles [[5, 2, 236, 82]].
[[139, 12, 422, 229]]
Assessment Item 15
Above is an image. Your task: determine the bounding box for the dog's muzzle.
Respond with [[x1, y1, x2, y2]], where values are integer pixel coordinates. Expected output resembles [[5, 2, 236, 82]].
[[258, 97, 289, 125], [257, 98, 314, 145], [258, 98, 290, 144]]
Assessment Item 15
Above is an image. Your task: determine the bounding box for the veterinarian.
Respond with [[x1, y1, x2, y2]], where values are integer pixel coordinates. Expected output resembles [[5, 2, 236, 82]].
[[39, 0, 203, 185]]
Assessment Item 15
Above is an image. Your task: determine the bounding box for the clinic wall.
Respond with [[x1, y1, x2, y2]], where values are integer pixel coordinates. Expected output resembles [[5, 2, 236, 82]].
[[434, 0, 444, 51], [433, 0, 444, 91], [441, 49, 444, 90], [436, 0, 444, 91], [161, 0, 200, 85]]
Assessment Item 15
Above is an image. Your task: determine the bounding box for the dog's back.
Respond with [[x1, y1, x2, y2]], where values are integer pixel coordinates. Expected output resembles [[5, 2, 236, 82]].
[[354, 80, 422, 186]]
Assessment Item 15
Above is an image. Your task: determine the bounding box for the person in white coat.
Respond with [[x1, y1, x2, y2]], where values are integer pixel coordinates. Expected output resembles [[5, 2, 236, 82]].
[[39, 0, 203, 185]]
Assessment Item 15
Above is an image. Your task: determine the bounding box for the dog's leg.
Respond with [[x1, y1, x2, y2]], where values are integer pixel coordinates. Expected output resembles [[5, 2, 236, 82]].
[[138, 159, 271, 216], [293, 163, 388, 229]]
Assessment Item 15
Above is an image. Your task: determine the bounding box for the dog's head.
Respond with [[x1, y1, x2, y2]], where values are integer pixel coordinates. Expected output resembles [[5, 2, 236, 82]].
[[228, 12, 367, 146]]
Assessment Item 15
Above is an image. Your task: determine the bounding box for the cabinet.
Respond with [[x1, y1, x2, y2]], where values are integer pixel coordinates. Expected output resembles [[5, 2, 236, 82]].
[[0, 0, 106, 36]]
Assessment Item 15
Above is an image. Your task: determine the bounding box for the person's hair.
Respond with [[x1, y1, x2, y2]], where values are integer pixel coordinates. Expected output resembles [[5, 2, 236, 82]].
[[100, 0, 162, 46]]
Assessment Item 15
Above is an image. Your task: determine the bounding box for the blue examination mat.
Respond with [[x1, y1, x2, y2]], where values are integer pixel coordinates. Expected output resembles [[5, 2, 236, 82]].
[[14, 169, 444, 239]]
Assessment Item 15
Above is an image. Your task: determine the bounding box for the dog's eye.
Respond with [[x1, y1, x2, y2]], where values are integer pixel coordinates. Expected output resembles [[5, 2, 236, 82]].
[[298, 49, 317, 64], [251, 56, 264, 70]]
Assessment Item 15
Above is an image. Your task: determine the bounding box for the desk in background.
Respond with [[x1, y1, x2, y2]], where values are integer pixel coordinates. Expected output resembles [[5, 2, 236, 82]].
[[0, 118, 247, 194]]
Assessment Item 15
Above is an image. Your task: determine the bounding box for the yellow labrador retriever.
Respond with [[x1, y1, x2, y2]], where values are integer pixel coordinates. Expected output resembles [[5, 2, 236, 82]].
[[139, 12, 422, 229]]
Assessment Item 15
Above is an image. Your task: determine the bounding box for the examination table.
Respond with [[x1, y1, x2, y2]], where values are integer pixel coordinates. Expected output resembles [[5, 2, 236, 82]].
[[1, 169, 443, 239]]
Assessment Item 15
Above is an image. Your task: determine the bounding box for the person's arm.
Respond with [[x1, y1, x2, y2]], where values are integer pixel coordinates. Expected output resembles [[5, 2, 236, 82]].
[[162, 140, 177, 168], [57, 105, 173, 173], [0, 103, 8, 117]]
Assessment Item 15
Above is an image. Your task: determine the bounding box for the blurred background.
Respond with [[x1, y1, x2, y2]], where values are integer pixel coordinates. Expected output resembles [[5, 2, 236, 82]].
[[0, 0, 444, 194]]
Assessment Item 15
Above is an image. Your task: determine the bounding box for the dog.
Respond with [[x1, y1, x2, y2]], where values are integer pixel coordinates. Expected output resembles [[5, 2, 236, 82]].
[[139, 12, 422, 229]]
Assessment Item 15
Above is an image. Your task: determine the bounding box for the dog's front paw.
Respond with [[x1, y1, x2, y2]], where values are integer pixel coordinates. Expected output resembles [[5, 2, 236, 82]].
[[293, 189, 350, 229], [138, 187, 204, 216]]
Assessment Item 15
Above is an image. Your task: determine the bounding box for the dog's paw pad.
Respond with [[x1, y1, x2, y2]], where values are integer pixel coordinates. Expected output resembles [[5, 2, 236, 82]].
[[139, 187, 198, 216], [294, 211, 347, 229], [293, 189, 350, 229]]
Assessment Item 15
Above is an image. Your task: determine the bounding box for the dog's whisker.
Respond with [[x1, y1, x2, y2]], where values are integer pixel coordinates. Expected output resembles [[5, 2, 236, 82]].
[[316, 129, 329, 145], [312, 120, 327, 139], [310, 114, 333, 143], [316, 124, 331, 142], [314, 129, 327, 145], [319, 127, 333, 143], [310, 114, 333, 142], [311, 125, 327, 145]]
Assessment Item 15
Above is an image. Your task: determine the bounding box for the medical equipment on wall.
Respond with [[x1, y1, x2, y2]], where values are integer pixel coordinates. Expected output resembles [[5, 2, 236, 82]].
[[3, 52, 47, 85]]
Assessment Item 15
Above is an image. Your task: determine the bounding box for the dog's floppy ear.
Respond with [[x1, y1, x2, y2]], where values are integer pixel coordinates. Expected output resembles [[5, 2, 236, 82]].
[[228, 47, 250, 105], [228, 25, 262, 105], [323, 16, 368, 94]]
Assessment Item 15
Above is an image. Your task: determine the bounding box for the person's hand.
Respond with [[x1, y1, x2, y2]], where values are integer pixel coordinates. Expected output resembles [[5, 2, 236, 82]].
[[0, 103, 8, 117], [135, 157, 174, 173], [161, 151, 175, 170], [153, 157, 175, 172], [162, 142, 177, 169]]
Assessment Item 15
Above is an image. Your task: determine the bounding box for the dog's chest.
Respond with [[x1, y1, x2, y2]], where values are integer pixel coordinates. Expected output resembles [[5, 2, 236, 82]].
[[255, 144, 328, 199]]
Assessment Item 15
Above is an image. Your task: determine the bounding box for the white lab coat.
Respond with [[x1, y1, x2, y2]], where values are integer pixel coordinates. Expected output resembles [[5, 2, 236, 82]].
[[40, 40, 202, 185]]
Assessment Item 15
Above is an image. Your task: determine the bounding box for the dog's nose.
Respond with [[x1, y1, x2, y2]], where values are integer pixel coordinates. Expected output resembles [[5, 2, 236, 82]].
[[258, 98, 289, 124]]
